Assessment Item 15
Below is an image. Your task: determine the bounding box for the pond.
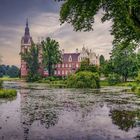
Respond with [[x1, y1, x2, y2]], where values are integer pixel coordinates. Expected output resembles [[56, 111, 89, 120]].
[[0, 81, 140, 140]]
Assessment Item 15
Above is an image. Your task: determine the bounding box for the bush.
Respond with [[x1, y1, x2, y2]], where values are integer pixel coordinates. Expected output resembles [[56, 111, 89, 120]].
[[0, 89, 17, 98], [26, 73, 41, 82], [135, 71, 140, 83], [67, 71, 100, 88], [131, 85, 137, 92], [107, 74, 121, 85], [0, 80, 3, 89]]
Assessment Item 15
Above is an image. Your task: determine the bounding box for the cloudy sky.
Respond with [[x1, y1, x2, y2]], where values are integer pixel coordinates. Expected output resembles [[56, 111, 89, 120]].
[[0, 0, 113, 67]]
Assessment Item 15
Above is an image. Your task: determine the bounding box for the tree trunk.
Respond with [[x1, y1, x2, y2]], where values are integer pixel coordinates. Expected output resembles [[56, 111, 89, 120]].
[[123, 75, 128, 82]]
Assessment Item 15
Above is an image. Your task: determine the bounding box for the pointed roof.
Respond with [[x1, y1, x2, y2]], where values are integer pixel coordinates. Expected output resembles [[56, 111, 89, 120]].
[[22, 19, 33, 44], [25, 19, 30, 36]]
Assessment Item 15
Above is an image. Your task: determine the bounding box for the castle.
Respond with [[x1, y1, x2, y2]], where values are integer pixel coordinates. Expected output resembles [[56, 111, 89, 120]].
[[20, 21, 100, 77]]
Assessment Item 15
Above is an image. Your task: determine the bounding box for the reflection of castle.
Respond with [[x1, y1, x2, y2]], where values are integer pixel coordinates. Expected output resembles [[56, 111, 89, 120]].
[[20, 21, 100, 77]]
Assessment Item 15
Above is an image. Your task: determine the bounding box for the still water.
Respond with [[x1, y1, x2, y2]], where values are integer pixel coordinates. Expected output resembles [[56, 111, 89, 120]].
[[0, 81, 140, 140]]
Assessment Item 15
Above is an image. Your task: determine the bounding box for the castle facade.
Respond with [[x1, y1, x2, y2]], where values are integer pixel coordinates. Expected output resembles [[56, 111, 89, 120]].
[[20, 21, 100, 77]]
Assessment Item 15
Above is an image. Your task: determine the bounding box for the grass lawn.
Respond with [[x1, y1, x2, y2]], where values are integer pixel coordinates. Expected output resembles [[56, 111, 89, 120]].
[[0, 76, 20, 81]]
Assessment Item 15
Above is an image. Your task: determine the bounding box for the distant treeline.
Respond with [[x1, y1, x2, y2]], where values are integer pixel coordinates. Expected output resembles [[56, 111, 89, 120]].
[[0, 65, 20, 78]]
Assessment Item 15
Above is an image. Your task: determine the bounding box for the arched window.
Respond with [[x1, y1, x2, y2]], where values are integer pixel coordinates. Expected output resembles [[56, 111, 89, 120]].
[[69, 55, 72, 62]]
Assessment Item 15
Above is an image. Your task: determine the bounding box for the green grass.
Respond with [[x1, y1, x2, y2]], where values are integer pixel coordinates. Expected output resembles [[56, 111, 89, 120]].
[[100, 80, 109, 86], [0, 76, 20, 81], [0, 89, 17, 98]]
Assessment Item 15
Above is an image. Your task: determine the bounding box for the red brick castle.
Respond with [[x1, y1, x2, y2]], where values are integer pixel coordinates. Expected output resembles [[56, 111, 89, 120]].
[[20, 21, 100, 77]]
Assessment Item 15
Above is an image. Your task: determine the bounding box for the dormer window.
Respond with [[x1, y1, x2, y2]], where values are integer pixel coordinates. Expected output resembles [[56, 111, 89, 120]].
[[78, 56, 81, 62], [69, 55, 72, 62]]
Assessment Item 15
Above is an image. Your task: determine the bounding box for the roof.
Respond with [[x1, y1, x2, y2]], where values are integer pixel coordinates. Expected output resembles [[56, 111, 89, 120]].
[[21, 20, 32, 44], [22, 36, 32, 44], [62, 53, 80, 62]]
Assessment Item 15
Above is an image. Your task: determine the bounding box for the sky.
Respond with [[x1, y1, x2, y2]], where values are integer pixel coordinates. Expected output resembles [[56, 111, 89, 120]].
[[0, 0, 113, 67]]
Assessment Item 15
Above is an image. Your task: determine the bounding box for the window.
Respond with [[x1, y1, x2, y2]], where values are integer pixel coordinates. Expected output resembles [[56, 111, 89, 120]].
[[69, 55, 72, 62], [62, 70, 64, 75], [69, 64, 72, 68], [54, 71, 57, 75], [62, 64, 64, 68], [58, 64, 60, 68], [76, 64, 79, 68], [66, 70, 68, 75], [78, 56, 81, 62], [66, 64, 68, 68], [58, 70, 60, 75]]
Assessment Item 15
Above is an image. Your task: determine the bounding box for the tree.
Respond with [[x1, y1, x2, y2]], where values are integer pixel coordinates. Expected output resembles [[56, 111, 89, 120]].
[[110, 41, 138, 82], [21, 44, 40, 82], [76, 58, 99, 73], [41, 37, 62, 76], [58, 0, 140, 44], [0, 65, 4, 77], [99, 55, 105, 66], [7, 65, 19, 78], [99, 60, 114, 77]]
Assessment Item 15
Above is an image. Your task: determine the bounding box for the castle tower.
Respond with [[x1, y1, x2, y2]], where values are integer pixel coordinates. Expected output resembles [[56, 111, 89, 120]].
[[20, 19, 33, 77]]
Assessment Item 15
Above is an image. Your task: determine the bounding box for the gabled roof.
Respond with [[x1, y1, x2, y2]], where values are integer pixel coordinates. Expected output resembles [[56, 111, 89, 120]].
[[62, 53, 80, 62]]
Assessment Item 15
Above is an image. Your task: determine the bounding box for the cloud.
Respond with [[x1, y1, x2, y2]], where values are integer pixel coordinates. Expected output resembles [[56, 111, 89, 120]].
[[0, 6, 113, 66]]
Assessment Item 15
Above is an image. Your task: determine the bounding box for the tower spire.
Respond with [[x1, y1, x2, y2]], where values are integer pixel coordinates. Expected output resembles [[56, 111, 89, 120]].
[[25, 18, 30, 36], [26, 18, 28, 27]]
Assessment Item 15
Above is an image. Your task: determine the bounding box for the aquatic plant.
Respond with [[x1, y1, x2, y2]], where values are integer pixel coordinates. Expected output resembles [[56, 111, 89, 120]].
[[0, 89, 17, 98]]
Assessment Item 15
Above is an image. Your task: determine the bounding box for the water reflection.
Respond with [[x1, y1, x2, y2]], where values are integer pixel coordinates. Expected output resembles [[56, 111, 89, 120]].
[[110, 109, 140, 132], [0, 85, 140, 140]]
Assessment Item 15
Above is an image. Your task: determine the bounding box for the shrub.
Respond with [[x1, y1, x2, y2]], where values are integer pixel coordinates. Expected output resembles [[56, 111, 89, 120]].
[[67, 71, 100, 88], [0, 80, 3, 89], [131, 85, 137, 92], [0, 89, 17, 98], [26, 73, 41, 82], [107, 74, 121, 85], [135, 71, 140, 83]]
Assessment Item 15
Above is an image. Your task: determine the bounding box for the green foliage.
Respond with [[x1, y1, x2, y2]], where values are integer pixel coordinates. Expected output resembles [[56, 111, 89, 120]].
[[41, 37, 62, 76], [100, 80, 109, 86], [77, 58, 99, 73], [99, 55, 105, 66], [99, 60, 113, 77], [0, 89, 17, 98], [107, 74, 121, 86], [67, 71, 100, 88], [0, 80, 3, 89], [131, 85, 137, 92], [7, 65, 19, 78], [0, 65, 19, 78], [110, 42, 138, 82], [27, 72, 41, 82], [21, 44, 41, 82], [58, 0, 140, 44], [135, 71, 140, 83]]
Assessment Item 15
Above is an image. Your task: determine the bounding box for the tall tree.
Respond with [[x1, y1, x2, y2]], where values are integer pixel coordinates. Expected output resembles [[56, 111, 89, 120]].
[[21, 44, 40, 82], [110, 41, 138, 82], [41, 37, 62, 76], [58, 0, 140, 44]]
